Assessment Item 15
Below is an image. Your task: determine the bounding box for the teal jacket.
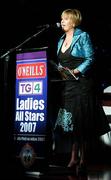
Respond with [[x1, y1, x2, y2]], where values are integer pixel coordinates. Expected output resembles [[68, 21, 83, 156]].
[[57, 28, 95, 74]]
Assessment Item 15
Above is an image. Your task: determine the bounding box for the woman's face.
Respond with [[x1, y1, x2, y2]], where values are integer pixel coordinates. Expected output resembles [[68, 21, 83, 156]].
[[61, 13, 75, 32]]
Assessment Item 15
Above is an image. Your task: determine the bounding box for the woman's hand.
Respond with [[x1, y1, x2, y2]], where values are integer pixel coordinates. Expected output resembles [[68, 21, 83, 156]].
[[58, 68, 69, 80], [73, 69, 80, 74]]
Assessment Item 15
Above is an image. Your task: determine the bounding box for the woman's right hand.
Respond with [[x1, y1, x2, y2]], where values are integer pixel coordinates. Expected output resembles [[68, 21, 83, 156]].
[[58, 68, 68, 80]]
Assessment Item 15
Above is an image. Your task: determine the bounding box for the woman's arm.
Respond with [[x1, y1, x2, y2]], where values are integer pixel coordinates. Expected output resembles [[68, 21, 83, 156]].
[[76, 32, 95, 74]]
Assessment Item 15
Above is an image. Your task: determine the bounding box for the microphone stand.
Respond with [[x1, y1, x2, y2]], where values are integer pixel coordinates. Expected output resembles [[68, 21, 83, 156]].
[[1, 25, 49, 92], [1, 25, 49, 87], [0, 26, 49, 59], [1, 26, 49, 152]]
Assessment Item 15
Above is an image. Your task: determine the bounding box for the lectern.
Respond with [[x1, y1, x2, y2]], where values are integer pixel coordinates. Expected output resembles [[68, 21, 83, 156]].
[[14, 47, 50, 170]]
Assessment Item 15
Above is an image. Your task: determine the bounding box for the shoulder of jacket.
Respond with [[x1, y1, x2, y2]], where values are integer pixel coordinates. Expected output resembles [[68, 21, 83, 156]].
[[75, 28, 90, 36]]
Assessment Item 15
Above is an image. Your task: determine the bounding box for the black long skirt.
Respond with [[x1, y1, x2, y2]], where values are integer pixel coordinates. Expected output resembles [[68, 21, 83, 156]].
[[54, 76, 110, 142]]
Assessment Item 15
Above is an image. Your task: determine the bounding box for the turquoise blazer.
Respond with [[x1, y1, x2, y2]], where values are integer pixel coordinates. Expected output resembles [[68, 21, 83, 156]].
[[57, 28, 95, 74]]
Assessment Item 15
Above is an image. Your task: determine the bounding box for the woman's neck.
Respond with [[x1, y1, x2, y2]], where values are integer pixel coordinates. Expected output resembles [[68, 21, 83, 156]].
[[61, 29, 74, 53], [65, 29, 74, 39]]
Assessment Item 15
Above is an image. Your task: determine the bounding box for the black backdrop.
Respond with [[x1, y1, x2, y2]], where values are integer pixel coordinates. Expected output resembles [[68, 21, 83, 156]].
[[0, 0, 111, 81], [0, 0, 111, 176]]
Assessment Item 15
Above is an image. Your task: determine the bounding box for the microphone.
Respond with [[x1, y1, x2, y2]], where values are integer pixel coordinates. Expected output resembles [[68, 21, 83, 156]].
[[36, 22, 61, 29]]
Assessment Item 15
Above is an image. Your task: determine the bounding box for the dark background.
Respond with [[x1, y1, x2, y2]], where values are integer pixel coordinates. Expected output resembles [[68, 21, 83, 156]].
[[0, 0, 111, 176], [0, 0, 111, 81], [0, 0, 111, 50]]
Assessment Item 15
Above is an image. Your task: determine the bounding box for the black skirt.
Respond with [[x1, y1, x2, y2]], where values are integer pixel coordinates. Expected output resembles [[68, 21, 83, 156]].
[[54, 76, 110, 141]]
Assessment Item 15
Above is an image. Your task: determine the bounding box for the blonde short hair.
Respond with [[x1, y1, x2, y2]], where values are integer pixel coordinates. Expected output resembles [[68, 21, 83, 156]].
[[61, 9, 82, 27]]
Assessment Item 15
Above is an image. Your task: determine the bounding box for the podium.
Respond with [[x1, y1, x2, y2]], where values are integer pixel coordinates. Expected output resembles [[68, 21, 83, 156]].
[[13, 47, 51, 171]]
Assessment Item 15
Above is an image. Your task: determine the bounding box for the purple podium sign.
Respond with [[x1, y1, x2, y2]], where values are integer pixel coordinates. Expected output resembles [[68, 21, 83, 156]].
[[14, 48, 48, 168]]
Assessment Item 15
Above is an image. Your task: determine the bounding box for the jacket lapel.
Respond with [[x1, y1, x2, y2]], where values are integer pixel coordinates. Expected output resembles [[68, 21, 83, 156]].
[[57, 28, 83, 54], [70, 28, 82, 50]]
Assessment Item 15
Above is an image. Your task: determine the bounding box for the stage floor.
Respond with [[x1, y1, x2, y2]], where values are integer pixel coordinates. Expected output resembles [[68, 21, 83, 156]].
[[2, 162, 111, 180]]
